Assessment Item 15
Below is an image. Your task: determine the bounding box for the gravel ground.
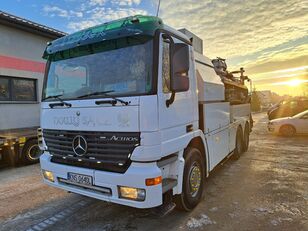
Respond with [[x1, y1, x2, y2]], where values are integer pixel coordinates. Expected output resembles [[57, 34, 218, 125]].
[[0, 112, 307, 231]]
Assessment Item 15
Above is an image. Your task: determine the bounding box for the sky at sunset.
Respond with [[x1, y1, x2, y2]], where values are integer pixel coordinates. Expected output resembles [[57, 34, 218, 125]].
[[1, 0, 307, 96]]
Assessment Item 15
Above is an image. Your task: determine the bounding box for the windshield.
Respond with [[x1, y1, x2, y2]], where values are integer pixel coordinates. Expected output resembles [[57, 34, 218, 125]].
[[293, 110, 308, 118], [43, 38, 153, 100]]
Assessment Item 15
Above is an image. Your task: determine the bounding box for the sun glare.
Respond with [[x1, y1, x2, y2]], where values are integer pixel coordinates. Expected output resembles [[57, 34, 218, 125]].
[[271, 78, 308, 87], [288, 79, 302, 87]]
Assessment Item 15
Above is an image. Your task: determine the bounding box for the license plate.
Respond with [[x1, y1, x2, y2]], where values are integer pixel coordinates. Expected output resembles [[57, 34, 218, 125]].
[[68, 173, 93, 186]]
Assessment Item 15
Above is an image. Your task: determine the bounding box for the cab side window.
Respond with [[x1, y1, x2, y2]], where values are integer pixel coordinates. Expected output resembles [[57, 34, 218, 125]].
[[302, 114, 308, 119], [162, 39, 171, 93]]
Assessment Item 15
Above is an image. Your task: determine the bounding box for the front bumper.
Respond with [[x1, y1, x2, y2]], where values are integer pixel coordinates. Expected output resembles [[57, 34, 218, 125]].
[[268, 125, 275, 132], [40, 153, 162, 208]]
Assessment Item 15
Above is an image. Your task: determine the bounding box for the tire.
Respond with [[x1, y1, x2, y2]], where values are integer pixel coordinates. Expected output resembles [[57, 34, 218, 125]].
[[175, 147, 205, 211], [279, 125, 296, 137], [243, 124, 250, 152], [233, 127, 243, 160], [249, 114, 254, 131], [22, 139, 42, 164]]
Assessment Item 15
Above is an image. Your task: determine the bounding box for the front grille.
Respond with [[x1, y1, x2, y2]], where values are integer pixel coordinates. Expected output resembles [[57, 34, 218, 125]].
[[43, 129, 140, 173]]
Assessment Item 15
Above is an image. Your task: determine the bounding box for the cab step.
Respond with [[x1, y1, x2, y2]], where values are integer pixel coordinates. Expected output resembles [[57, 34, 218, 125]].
[[152, 182, 177, 217], [152, 201, 176, 217]]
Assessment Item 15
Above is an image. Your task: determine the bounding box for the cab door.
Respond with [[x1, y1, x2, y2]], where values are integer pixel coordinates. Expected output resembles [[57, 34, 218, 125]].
[[157, 33, 198, 154]]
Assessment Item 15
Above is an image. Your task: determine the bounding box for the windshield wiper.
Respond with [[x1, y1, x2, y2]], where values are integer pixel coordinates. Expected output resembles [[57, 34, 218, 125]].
[[77, 90, 115, 99], [95, 98, 129, 106], [77, 90, 130, 106], [43, 94, 72, 108]]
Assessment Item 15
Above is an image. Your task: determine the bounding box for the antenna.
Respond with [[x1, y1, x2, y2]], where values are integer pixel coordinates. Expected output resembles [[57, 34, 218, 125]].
[[156, 0, 161, 17]]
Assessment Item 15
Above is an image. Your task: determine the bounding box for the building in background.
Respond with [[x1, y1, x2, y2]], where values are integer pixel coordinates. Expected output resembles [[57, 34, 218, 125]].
[[0, 11, 65, 130], [0, 11, 65, 166]]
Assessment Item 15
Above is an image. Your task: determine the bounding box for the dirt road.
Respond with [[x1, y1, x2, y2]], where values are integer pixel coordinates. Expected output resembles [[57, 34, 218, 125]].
[[1, 113, 307, 231]]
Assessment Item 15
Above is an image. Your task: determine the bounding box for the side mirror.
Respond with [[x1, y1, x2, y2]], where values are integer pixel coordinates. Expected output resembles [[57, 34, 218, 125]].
[[170, 43, 190, 92]]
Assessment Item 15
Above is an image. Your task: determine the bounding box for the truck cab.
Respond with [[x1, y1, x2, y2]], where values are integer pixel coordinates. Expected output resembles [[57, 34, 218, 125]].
[[39, 15, 251, 211]]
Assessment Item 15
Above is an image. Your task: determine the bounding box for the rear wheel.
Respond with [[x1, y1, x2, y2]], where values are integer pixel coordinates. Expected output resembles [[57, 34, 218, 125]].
[[249, 114, 254, 131], [243, 124, 250, 152], [22, 139, 42, 164], [175, 147, 205, 211], [233, 127, 243, 160], [279, 125, 296, 137]]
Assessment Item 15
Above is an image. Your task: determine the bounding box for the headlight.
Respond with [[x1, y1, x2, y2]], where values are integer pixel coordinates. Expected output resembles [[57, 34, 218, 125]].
[[118, 186, 146, 201], [42, 170, 54, 182]]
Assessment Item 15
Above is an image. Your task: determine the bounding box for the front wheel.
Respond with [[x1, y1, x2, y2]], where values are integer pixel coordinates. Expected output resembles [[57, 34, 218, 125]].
[[279, 125, 296, 137], [175, 147, 205, 211]]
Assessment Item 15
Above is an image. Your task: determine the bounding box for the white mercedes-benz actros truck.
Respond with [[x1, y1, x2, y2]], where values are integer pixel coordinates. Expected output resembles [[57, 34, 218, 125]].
[[39, 15, 252, 211]]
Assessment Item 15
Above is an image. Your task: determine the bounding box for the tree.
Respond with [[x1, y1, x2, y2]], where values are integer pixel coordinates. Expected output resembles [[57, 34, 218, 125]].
[[251, 87, 261, 112], [302, 83, 308, 96]]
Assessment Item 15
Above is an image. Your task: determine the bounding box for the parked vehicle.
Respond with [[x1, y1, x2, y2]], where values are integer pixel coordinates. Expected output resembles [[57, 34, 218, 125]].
[[268, 110, 308, 136], [0, 127, 42, 167], [267, 97, 308, 120], [39, 15, 252, 212]]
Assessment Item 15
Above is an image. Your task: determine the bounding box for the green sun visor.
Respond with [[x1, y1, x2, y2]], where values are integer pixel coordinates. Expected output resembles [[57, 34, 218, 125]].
[[43, 15, 163, 61]]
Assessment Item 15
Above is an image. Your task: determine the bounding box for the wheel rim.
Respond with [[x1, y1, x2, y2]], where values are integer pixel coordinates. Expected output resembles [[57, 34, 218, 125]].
[[188, 163, 202, 197], [27, 145, 42, 160]]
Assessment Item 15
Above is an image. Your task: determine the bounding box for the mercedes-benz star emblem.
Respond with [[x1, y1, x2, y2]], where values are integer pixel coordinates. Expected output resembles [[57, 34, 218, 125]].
[[72, 135, 87, 156]]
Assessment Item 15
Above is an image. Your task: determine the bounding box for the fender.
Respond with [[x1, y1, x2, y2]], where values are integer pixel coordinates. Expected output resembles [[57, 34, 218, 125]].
[[131, 128, 209, 195], [131, 128, 208, 164]]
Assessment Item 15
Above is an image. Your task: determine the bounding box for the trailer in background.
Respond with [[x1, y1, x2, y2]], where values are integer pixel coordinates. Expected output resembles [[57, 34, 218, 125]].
[[0, 127, 41, 167], [0, 11, 65, 168]]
